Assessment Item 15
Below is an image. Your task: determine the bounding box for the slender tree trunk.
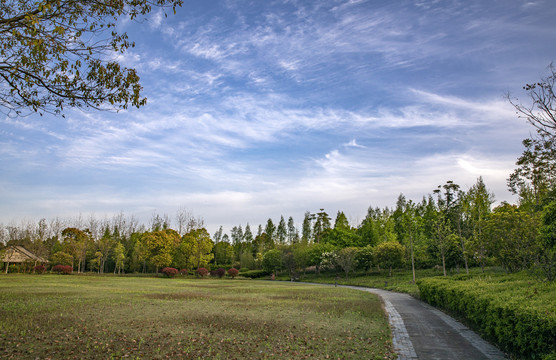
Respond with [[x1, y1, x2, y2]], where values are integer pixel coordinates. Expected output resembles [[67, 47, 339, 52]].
[[457, 221, 469, 275], [441, 247, 447, 277], [410, 233, 416, 284]]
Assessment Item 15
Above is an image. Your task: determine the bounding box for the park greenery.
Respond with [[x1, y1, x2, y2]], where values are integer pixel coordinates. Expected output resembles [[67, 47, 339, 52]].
[[0, 0, 183, 117], [0, 275, 396, 359], [1, 35, 555, 359]]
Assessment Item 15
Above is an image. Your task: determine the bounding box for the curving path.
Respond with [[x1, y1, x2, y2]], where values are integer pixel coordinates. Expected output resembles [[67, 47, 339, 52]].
[[304, 283, 507, 360]]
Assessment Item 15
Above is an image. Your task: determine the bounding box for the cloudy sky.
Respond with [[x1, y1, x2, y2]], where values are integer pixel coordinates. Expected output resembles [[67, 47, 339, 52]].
[[1, 0, 555, 234]]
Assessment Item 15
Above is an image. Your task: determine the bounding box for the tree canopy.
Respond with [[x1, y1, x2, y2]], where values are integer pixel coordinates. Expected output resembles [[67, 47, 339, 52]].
[[0, 0, 182, 117]]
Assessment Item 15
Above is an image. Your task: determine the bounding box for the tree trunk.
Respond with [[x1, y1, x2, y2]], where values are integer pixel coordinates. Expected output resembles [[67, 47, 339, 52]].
[[441, 248, 447, 277], [410, 232, 416, 284]]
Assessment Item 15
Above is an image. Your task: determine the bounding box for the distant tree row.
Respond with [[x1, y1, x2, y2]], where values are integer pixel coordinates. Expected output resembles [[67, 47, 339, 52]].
[[2, 67, 555, 281]]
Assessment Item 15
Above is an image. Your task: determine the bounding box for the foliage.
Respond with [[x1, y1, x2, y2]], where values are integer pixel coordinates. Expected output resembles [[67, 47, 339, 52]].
[[355, 245, 374, 272], [418, 275, 556, 359], [508, 135, 556, 207], [0, 0, 183, 117], [33, 265, 46, 274], [141, 229, 180, 271], [213, 241, 234, 265], [213, 268, 226, 278], [227, 267, 239, 278], [483, 203, 539, 272], [51, 264, 72, 274], [320, 251, 338, 271], [335, 247, 359, 279], [537, 200, 556, 280], [51, 251, 73, 266], [195, 267, 208, 277], [180, 268, 188, 276], [161, 267, 178, 278], [178, 228, 214, 270], [374, 241, 405, 276], [262, 249, 282, 273]]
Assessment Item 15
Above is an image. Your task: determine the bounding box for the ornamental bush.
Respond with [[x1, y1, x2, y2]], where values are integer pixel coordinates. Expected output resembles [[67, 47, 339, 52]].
[[214, 268, 226, 278], [180, 268, 188, 275], [161, 267, 178, 278], [52, 264, 73, 275], [196, 267, 208, 277], [227, 268, 239, 278], [33, 265, 46, 274]]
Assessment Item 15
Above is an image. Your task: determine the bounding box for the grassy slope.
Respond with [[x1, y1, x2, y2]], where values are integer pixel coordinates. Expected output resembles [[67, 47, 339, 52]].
[[0, 275, 396, 360]]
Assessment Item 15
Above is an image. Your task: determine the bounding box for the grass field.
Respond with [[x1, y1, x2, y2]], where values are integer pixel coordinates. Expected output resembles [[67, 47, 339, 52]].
[[0, 275, 396, 359]]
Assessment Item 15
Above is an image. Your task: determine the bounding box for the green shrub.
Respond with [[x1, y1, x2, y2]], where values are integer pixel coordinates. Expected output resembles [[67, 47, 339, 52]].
[[418, 277, 556, 359], [239, 269, 270, 279]]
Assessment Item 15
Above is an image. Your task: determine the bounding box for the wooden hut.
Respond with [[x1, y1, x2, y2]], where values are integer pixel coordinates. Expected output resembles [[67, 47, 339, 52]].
[[2, 245, 48, 273]]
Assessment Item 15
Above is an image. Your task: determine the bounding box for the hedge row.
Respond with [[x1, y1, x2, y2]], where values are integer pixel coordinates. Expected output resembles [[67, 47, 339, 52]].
[[417, 276, 556, 359], [238, 270, 270, 279]]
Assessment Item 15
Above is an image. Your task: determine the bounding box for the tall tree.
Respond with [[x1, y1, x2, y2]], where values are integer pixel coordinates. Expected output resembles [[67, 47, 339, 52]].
[[212, 226, 223, 244], [334, 211, 350, 231], [313, 209, 331, 243], [265, 219, 276, 243], [464, 177, 495, 271], [276, 216, 287, 244], [0, 0, 182, 117], [244, 224, 254, 244], [537, 200, 556, 281], [483, 204, 539, 273], [142, 229, 180, 272], [287, 216, 298, 244], [301, 211, 313, 244], [61, 227, 90, 272]]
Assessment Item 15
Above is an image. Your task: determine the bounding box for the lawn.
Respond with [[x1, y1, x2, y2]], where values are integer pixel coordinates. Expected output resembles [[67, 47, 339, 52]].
[[0, 275, 396, 359]]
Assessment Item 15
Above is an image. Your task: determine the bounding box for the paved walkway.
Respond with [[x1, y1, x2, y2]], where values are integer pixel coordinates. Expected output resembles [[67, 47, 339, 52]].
[[304, 283, 507, 360]]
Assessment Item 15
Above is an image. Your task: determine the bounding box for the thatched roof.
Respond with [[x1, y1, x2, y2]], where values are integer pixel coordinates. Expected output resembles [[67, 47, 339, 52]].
[[2, 246, 48, 263]]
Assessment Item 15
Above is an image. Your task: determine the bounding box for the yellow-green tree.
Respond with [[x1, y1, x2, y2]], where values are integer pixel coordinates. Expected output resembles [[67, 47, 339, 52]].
[[176, 228, 214, 270], [141, 229, 180, 273]]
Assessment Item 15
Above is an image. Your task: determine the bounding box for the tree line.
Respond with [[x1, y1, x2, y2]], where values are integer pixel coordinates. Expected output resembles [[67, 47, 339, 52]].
[[1, 65, 555, 281]]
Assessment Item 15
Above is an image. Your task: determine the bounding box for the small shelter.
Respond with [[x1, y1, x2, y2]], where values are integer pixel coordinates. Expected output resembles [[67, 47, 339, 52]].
[[2, 245, 48, 273]]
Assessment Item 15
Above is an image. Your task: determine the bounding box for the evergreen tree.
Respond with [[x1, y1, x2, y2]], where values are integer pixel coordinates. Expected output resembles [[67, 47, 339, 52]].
[[287, 216, 298, 244], [301, 211, 313, 244], [277, 216, 287, 244]]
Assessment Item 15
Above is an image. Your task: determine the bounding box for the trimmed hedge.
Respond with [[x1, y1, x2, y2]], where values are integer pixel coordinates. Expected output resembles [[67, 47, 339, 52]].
[[418, 276, 556, 359], [239, 270, 270, 279]]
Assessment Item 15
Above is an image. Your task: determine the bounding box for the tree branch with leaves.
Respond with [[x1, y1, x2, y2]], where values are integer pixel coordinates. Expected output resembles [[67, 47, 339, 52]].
[[0, 0, 182, 117]]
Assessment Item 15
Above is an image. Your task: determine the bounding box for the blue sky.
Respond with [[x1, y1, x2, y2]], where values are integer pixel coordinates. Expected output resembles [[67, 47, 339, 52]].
[[1, 0, 555, 234]]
